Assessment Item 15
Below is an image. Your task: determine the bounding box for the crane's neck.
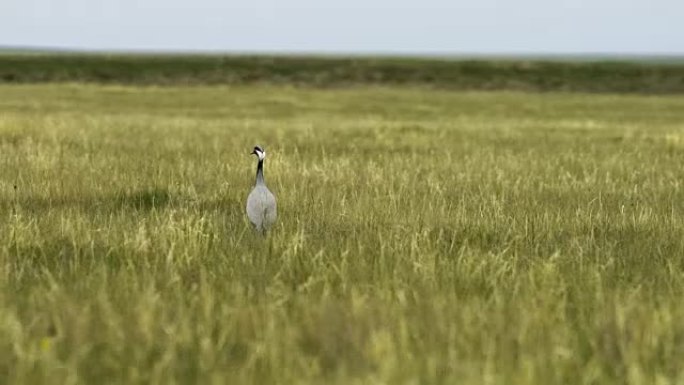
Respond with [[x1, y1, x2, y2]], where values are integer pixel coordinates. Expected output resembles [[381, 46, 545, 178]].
[[255, 159, 265, 185]]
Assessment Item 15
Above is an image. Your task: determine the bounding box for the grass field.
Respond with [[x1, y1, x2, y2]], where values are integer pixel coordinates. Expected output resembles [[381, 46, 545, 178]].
[[2, 83, 684, 384]]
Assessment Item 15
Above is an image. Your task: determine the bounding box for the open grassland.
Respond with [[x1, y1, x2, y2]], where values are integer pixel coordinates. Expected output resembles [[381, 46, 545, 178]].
[[2, 54, 684, 93], [1, 84, 684, 384]]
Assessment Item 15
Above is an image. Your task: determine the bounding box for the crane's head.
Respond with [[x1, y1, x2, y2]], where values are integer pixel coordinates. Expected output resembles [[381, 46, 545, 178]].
[[251, 145, 266, 160]]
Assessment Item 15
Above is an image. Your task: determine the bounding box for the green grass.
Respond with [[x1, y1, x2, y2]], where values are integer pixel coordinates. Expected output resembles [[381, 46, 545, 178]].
[[2, 83, 684, 384], [2, 54, 684, 93]]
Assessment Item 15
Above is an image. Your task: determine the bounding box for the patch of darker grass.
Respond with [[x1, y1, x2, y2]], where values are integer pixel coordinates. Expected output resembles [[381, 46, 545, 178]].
[[116, 188, 171, 210]]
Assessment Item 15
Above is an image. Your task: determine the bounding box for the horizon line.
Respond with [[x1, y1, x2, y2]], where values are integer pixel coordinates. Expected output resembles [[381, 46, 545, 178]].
[[1, 45, 684, 59]]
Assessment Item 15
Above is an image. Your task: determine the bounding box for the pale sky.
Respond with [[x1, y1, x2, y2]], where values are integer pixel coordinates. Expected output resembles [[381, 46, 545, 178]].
[[1, 0, 682, 54]]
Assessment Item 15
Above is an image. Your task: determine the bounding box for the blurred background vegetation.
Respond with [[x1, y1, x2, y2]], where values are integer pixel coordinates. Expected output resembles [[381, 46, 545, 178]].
[[1, 54, 684, 93]]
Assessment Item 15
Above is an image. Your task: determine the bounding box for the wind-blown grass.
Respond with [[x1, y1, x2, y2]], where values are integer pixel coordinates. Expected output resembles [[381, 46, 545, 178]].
[[1, 84, 684, 384]]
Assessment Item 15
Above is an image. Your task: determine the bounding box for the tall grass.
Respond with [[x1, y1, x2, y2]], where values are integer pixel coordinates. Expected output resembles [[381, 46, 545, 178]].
[[1, 84, 684, 384]]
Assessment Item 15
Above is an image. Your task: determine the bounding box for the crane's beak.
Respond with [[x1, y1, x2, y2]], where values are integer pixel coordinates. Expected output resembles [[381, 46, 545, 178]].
[[250, 149, 256, 155]]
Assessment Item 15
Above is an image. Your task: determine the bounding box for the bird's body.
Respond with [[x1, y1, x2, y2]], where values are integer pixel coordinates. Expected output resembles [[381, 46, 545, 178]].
[[246, 146, 277, 233], [247, 184, 277, 232]]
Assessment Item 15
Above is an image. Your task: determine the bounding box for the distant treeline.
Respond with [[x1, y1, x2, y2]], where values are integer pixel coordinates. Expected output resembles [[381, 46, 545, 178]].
[[1, 54, 684, 93]]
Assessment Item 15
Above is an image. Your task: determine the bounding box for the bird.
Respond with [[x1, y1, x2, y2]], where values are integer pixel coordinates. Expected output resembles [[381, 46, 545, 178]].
[[246, 145, 277, 234]]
